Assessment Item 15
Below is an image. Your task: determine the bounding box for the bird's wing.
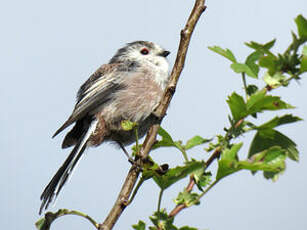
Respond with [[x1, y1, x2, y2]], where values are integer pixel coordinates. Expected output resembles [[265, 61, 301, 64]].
[[52, 63, 125, 137]]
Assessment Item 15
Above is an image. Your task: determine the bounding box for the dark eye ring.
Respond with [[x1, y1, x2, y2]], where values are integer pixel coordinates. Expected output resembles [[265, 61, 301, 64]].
[[140, 48, 149, 55]]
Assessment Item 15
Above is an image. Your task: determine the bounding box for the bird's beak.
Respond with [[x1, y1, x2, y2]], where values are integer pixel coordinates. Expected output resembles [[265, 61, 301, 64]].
[[160, 50, 170, 57]]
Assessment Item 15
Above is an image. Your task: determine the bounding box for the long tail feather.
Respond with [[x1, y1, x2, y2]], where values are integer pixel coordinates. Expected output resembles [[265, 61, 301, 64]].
[[39, 119, 98, 214]]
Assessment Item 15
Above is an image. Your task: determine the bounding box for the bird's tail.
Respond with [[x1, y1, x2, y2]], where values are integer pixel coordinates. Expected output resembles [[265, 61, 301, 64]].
[[39, 119, 98, 214]]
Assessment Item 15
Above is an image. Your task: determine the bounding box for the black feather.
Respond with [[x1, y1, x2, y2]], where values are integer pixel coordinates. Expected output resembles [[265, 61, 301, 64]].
[[40, 130, 89, 214]]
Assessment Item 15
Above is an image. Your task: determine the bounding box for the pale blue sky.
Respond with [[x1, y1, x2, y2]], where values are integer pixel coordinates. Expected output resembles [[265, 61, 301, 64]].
[[1, 0, 307, 229]]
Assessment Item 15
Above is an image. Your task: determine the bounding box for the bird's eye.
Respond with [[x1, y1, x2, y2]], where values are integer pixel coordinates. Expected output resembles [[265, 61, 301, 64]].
[[140, 48, 149, 55]]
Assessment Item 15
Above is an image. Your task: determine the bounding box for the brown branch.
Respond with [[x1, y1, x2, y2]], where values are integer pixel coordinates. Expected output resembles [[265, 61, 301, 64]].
[[168, 146, 221, 218], [99, 1, 207, 229], [205, 147, 222, 168], [186, 175, 195, 192], [168, 174, 195, 218], [169, 204, 186, 218]]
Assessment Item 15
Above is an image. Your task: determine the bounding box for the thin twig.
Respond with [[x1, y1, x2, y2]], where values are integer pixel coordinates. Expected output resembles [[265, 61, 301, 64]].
[[36, 209, 99, 230], [168, 147, 221, 218], [167, 174, 196, 217], [205, 147, 222, 168], [198, 180, 218, 200], [99, 1, 207, 229]]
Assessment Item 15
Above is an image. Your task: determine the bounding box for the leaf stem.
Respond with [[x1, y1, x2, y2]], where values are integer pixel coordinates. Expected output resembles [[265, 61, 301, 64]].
[[128, 177, 145, 205], [157, 189, 164, 212], [198, 179, 219, 200], [241, 73, 248, 99], [181, 149, 189, 162]]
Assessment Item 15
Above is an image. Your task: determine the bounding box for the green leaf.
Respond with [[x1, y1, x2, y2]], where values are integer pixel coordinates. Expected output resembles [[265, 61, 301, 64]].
[[153, 161, 204, 190], [121, 120, 137, 131], [245, 51, 262, 77], [154, 128, 185, 152], [149, 211, 177, 230], [216, 143, 243, 180], [185, 136, 211, 150], [256, 114, 302, 130], [246, 85, 258, 96], [193, 170, 211, 191], [263, 39, 277, 50], [301, 46, 307, 72], [263, 72, 287, 88], [227, 92, 247, 122], [231, 63, 258, 78], [133, 221, 146, 230], [239, 146, 286, 177], [179, 227, 198, 230], [155, 127, 175, 147], [259, 55, 277, 75], [245, 39, 276, 54], [174, 191, 200, 207], [208, 46, 237, 62], [141, 157, 165, 180], [295, 15, 307, 40], [249, 129, 299, 162], [246, 89, 294, 115]]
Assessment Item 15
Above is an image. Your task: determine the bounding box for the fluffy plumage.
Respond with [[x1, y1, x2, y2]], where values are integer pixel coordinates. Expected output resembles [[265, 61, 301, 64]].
[[39, 41, 170, 214]]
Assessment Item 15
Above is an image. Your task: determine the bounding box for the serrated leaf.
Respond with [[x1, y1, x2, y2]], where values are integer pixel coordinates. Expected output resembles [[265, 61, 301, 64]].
[[227, 92, 247, 122], [193, 170, 211, 191], [216, 143, 243, 180], [239, 146, 286, 173], [153, 161, 204, 190], [217, 144, 287, 181], [208, 46, 237, 62], [133, 221, 146, 230], [256, 114, 302, 130], [185, 136, 211, 150], [263, 72, 287, 88], [174, 191, 200, 207], [149, 211, 177, 230], [246, 89, 294, 115], [249, 130, 299, 162], [231, 63, 258, 78], [295, 15, 307, 40]]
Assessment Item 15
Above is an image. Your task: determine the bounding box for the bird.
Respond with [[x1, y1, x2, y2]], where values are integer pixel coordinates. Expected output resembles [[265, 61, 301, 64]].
[[39, 41, 170, 214]]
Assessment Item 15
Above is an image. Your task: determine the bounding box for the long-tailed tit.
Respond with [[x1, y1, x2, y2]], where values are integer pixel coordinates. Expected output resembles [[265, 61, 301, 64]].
[[39, 41, 170, 214]]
